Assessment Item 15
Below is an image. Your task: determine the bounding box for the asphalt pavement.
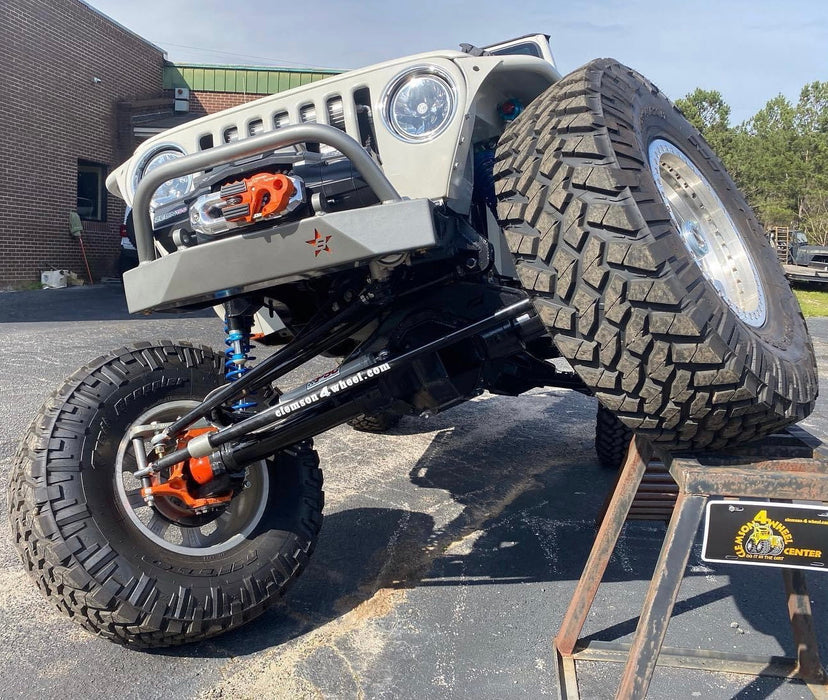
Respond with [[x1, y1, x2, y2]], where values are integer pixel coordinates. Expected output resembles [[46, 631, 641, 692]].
[[0, 285, 826, 699]]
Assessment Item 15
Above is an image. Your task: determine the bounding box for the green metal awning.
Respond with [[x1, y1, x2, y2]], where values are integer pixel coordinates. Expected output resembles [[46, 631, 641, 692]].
[[163, 62, 342, 95]]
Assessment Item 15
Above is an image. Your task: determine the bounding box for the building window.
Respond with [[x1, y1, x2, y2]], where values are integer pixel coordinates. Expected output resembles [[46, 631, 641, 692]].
[[77, 160, 107, 221]]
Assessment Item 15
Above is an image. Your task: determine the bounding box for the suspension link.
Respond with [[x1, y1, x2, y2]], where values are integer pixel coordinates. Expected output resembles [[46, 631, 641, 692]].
[[150, 298, 534, 474]]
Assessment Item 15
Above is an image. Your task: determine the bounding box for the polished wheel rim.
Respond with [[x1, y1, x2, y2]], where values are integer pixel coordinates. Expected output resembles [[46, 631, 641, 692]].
[[648, 139, 766, 327], [115, 400, 269, 556]]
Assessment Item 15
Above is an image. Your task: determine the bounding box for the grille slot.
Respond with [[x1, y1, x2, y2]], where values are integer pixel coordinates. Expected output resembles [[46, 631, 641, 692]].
[[299, 104, 317, 123], [326, 97, 346, 131], [354, 87, 379, 156]]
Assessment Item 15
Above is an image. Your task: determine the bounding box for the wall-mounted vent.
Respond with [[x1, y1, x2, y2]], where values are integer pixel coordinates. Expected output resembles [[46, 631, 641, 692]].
[[174, 87, 189, 112]]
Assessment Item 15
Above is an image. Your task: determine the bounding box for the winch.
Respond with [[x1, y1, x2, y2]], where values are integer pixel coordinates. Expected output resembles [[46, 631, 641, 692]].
[[189, 171, 305, 236], [149, 150, 381, 242]]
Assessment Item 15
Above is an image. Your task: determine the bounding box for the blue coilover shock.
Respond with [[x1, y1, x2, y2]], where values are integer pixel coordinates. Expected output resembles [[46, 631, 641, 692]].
[[224, 315, 257, 411]]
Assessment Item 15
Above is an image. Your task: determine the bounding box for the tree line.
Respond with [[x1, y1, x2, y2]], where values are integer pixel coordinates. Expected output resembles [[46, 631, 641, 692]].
[[675, 82, 828, 244]]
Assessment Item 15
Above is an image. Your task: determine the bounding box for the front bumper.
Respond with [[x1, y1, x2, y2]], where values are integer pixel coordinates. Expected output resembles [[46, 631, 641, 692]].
[[123, 197, 438, 312]]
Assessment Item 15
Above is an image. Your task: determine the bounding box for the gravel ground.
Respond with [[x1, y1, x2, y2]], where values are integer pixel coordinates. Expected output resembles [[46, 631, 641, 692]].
[[0, 285, 825, 699]]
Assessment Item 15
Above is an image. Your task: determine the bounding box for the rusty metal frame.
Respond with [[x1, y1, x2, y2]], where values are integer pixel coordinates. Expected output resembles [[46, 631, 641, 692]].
[[554, 429, 828, 700]]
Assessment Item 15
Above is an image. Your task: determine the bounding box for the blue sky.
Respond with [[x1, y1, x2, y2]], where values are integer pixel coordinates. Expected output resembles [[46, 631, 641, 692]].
[[88, 0, 827, 125]]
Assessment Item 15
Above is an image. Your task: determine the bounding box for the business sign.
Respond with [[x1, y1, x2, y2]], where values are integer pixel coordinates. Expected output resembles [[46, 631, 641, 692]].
[[701, 500, 828, 572]]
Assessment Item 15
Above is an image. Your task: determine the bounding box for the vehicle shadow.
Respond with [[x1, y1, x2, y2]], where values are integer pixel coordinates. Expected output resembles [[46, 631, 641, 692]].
[[150, 401, 607, 650], [153, 392, 608, 659], [155, 396, 826, 700]]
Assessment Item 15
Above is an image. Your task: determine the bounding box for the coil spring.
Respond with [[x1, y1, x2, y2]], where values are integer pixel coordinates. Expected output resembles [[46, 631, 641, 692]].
[[224, 324, 257, 411]]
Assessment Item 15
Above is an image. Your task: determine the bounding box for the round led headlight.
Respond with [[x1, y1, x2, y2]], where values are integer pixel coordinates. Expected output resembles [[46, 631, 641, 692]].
[[381, 66, 457, 143], [132, 146, 193, 209]]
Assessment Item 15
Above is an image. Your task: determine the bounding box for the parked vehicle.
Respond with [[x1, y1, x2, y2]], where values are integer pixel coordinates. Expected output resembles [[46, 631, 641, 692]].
[[118, 208, 139, 277], [9, 34, 817, 648], [772, 227, 828, 269], [770, 226, 828, 285]]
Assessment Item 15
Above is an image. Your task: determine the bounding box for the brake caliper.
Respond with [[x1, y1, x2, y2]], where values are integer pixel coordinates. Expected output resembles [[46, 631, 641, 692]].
[[141, 427, 232, 513], [219, 172, 296, 224]]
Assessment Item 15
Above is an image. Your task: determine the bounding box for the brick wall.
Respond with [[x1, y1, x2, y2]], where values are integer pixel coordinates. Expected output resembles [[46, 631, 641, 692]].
[[191, 91, 264, 117], [160, 90, 265, 119], [0, 0, 165, 285]]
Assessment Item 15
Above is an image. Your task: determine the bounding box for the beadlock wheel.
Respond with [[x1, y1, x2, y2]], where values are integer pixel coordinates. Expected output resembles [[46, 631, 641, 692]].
[[115, 400, 270, 557], [648, 138, 766, 328]]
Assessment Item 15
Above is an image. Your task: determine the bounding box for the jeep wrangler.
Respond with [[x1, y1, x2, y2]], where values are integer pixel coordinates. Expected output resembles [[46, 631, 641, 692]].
[[8, 34, 817, 647]]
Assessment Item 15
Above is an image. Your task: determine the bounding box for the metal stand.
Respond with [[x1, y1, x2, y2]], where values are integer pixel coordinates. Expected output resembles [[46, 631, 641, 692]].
[[554, 430, 828, 699]]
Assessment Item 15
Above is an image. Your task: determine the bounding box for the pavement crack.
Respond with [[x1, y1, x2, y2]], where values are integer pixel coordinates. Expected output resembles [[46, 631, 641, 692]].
[[330, 641, 365, 700]]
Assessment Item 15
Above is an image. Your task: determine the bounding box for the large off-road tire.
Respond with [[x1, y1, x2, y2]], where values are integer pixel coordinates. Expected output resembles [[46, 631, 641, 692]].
[[7, 341, 323, 648], [595, 403, 634, 470], [496, 59, 818, 450]]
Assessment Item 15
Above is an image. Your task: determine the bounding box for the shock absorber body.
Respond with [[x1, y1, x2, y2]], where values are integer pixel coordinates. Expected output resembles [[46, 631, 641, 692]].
[[223, 302, 257, 412]]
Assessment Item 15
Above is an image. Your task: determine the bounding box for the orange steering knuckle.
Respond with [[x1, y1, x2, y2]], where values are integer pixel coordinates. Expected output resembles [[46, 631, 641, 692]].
[[141, 426, 230, 510]]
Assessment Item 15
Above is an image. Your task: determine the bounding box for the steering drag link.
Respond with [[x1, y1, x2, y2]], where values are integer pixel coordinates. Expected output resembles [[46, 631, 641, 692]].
[[141, 299, 534, 480]]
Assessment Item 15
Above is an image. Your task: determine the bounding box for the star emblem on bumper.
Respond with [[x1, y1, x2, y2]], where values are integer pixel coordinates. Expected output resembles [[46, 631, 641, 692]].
[[306, 229, 332, 256]]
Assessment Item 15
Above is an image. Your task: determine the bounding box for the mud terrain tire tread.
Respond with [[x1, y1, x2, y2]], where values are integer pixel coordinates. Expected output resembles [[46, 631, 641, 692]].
[[595, 403, 634, 470], [7, 341, 324, 648], [348, 411, 402, 433], [495, 59, 818, 450]]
